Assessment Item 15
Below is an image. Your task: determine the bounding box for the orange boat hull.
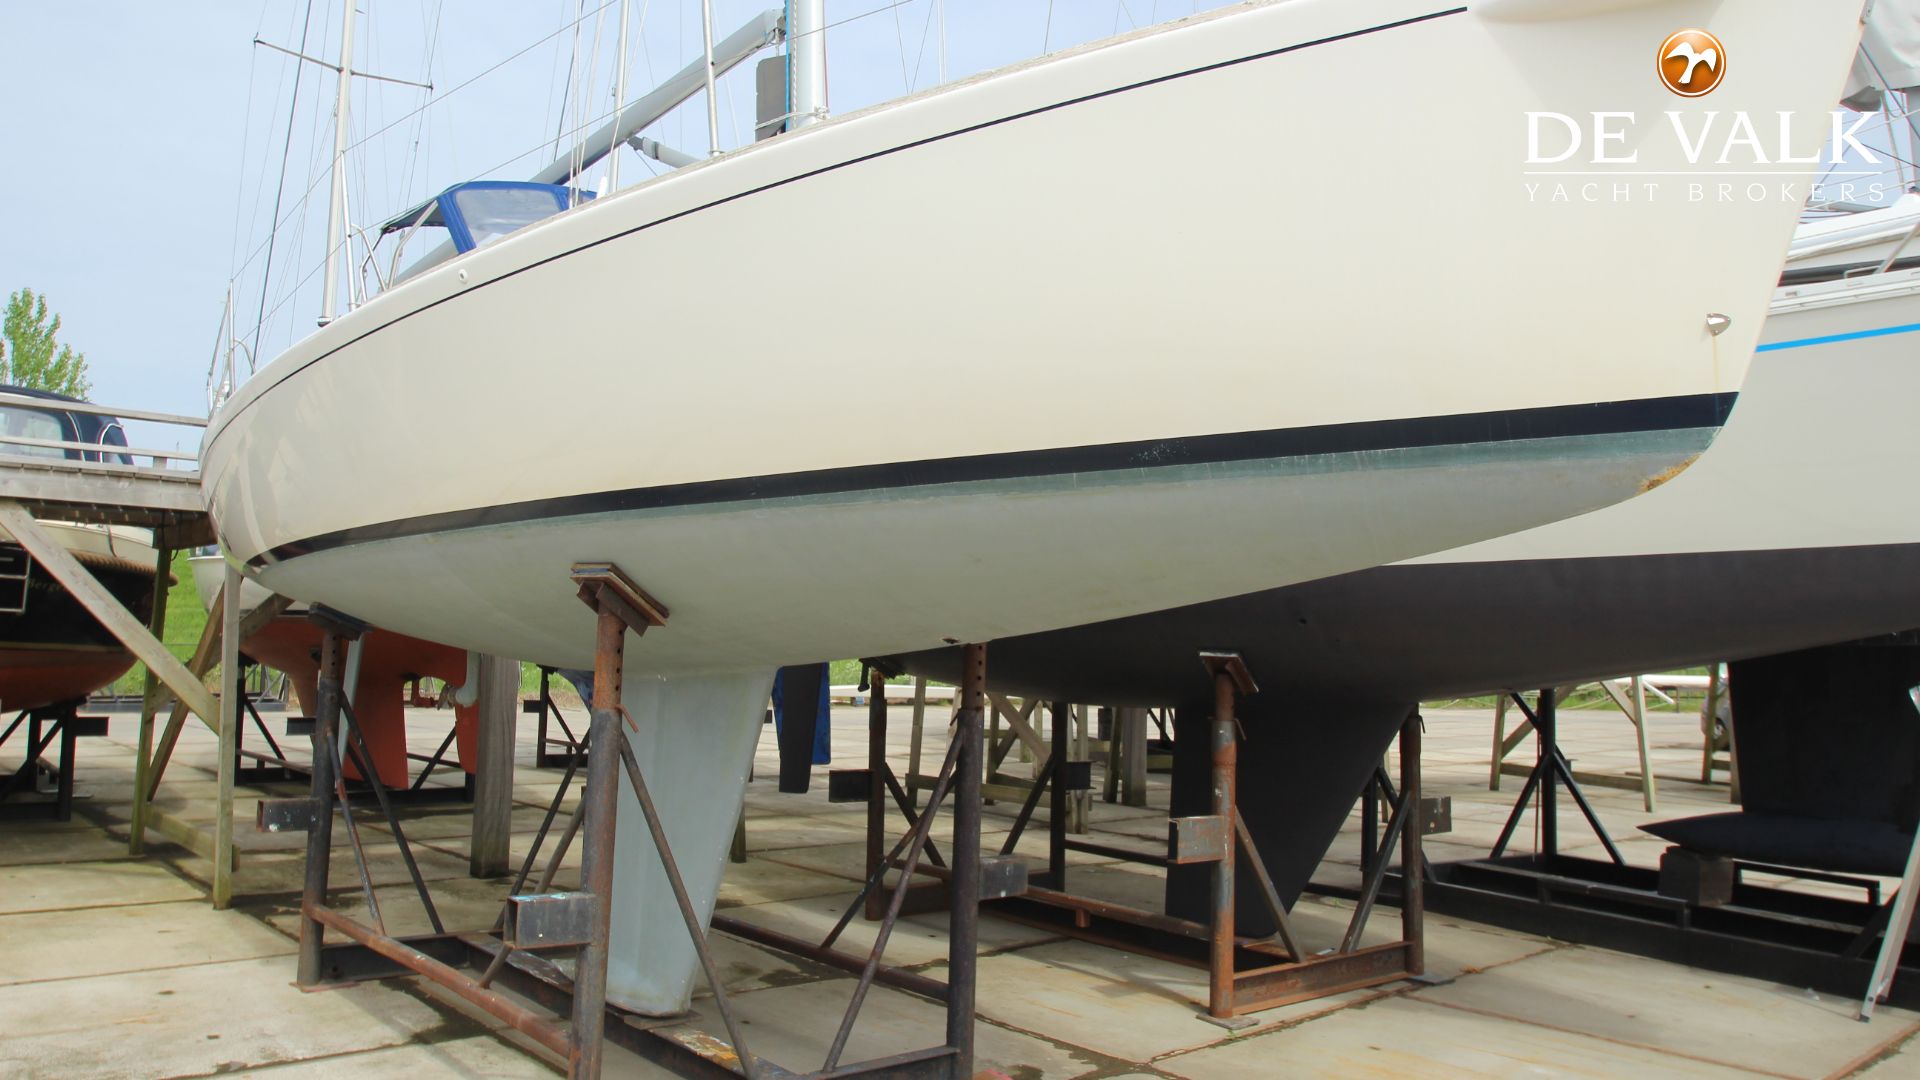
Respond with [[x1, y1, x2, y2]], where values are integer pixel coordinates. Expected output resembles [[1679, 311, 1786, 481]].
[[0, 647, 135, 714], [244, 620, 477, 788]]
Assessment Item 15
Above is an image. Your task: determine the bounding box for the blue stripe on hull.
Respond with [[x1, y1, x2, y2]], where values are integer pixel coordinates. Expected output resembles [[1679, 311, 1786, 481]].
[[1756, 321, 1920, 352]]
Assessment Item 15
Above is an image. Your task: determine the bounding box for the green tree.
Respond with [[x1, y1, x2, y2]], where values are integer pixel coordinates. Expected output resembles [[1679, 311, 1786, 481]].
[[0, 288, 90, 399]]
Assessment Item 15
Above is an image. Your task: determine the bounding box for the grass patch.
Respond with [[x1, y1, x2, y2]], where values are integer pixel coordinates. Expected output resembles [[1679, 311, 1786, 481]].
[[103, 550, 211, 697]]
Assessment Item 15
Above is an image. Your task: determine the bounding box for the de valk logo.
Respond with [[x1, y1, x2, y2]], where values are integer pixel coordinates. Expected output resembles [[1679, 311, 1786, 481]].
[[1659, 29, 1725, 98]]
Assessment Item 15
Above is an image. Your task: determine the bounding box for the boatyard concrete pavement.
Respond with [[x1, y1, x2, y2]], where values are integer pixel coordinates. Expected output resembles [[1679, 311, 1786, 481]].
[[3, 700, 1919, 1078]]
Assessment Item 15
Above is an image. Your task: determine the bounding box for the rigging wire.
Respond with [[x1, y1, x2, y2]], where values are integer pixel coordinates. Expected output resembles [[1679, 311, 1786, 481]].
[[559, 0, 586, 163], [787, 0, 918, 47], [1807, 95, 1920, 199], [225, 2, 269, 278], [233, 0, 304, 282], [637, 0, 659, 90], [247, 0, 320, 369], [365, 1, 384, 218], [542, 0, 570, 159], [356, 1, 381, 303], [574, 1, 611, 188], [601, 0, 656, 192], [891, 0, 913, 94], [238, 0, 928, 347], [235, 0, 982, 307], [395, 0, 445, 210], [236, 29, 298, 277], [274, 0, 340, 349], [228, 0, 626, 292], [907, 0, 938, 93]]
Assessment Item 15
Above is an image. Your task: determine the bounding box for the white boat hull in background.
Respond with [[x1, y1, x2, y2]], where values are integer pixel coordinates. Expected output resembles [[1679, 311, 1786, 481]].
[[202, 0, 1869, 1016], [188, 552, 286, 615], [1428, 266, 1920, 573], [2, 521, 158, 569], [1787, 195, 1920, 274], [881, 265, 1920, 920], [903, 264, 1920, 706]]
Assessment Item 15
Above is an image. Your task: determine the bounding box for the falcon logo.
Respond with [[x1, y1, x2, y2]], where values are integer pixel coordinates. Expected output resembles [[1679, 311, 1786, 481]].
[[1659, 29, 1725, 98]]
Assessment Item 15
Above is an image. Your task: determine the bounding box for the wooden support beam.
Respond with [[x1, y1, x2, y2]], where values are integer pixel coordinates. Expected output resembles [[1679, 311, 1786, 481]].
[[143, 583, 226, 805], [986, 694, 1046, 778], [1490, 686, 1580, 792], [1102, 706, 1121, 804], [907, 771, 1042, 805], [1120, 706, 1149, 809], [1495, 759, 1651, 793], [146, 589, 294, 802], [146, 808, 238, 869], [1489, 694, 1511, 792], [0, 501, 217, 723], [157, 588, 224, 730], [906, 677, 928, 813], [1597, 677, 1657, 812], [1497, 716, 1534, 760], [470, 655, 520, 878], [1069, 705, 1090, 833], [1494, 680, 1659, 810], [129, 541, 171, 855], [151, 589, 294, 720], [213, 562, 242, 909]]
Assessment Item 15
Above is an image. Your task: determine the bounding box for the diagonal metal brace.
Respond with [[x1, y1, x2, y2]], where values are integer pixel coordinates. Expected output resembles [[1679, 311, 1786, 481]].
[[612, 725, 760, 1080]]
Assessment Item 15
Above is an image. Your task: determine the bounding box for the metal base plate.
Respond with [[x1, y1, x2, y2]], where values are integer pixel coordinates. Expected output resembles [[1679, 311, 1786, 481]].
[[1418, 855, 1920, 1009]]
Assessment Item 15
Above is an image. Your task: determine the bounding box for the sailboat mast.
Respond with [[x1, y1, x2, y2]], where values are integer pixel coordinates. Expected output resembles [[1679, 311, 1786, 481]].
[[700, 0, 721, 155], [609, 0, 632, 191], [320, 2, 357, 326], [788, 0, 825, 131]]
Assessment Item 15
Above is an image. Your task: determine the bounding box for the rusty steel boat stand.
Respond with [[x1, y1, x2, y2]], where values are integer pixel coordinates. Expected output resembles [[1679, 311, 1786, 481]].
[[230, 669, 308, 787], [282, 563, 995, 1080], [872, 651, 1432, 1024], [709, 647, 1008, 1077], [527, 664, 589, 769], [0, 702, 108, 821]]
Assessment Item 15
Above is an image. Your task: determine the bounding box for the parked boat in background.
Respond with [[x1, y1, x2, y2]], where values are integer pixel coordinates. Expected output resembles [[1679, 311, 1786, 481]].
[[186, 552, 483, 789], [894, 253, 1920, 702], [0, 387, 157, 713], [888, 210, 1920, 919], [1787, 194, 1920, 277]]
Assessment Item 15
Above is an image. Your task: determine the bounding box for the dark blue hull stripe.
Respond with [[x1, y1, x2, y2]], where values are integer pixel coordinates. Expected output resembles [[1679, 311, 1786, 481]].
[[249, 391, 1737, 568]]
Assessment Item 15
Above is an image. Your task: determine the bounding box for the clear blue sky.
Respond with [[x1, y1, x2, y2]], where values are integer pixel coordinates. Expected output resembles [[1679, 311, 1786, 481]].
[[0, 0, 1224, 452]]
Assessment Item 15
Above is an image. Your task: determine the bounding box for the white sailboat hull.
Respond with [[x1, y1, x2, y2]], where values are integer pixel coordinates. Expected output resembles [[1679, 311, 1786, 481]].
[[202, 0, 1866, 673], [201, 0, 1869, 1023]]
